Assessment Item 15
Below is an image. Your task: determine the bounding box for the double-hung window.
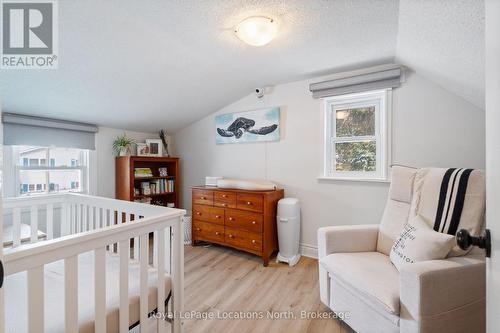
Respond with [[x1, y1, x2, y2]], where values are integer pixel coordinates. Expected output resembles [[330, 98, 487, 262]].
[[11, 146, 89, 196], [324, 89, 391, 180]]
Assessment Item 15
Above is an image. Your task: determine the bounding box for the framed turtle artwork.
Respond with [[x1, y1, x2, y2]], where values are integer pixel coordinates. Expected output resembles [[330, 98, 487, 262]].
[[215, 107, 280, 144]]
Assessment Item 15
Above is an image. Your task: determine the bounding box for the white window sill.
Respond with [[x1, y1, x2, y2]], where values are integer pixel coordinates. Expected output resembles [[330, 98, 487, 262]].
[[317, 176, 390, 183]]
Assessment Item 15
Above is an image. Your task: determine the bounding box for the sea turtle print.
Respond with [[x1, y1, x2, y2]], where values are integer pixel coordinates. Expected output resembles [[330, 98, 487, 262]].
[[217, 117, 278, 139]]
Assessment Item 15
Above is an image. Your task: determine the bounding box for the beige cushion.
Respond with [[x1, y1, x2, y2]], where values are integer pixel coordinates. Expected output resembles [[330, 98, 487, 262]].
[[390, 215, 455, 271], [5, 251, 171, 333], [377, 166, 418, 255], [410, 168, 485, 256], [320, 252, 400, 319]]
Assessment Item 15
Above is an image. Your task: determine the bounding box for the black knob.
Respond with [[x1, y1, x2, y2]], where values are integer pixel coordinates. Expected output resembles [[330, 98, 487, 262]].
[[456, 229, 491, 257], [456, 229, 472, 249]]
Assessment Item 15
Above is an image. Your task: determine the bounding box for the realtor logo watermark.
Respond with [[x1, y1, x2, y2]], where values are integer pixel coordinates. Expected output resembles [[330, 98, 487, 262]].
[[1, 0, 58, 69]]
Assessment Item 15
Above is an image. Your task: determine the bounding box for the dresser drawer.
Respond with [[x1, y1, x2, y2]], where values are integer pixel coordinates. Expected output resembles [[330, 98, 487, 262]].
[[214, 191, 236, 208], [237, 193, 264, 212], [225, 227, 262, 253], [210, 207, 225, 224], [225, 209, 263, 233], [193, 221, 224, 243], [193, 205, 224, 225], [192, 205, 211, 222], [193, 189, 214, 205]]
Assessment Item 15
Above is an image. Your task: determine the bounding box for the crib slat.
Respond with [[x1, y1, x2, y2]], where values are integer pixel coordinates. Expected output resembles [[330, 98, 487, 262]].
[[133, 236, 139, 260], [30, 206, 38, 243], [106, 209, 111, 227], [65, 256, 78, 333], [153, 230, 158, 267], [133, 214, 140, 260], [105, 209, 111, 252], [72, 204, 77, 234], [90, 206, 94, 230], [82, 205, 88, 232], [119, 240, 130, 333], [27, 266, 44, 333], [76, 204, 82, 233], [165, 228, 171, 274], [95, 207, 100, 229], [61, 202, 69, 236], [157, 229, 166, 333], [69, 204, 75, 234], [115, 211, 120, 254], [95, 247, 106, 333], [47, 203, 54, 239], [140, 233, 149, 328], [12, 207, 21, 247]]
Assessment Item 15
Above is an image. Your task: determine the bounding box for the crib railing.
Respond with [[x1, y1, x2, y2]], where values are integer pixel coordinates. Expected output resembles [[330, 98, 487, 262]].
[[1, 193, 185, 333]]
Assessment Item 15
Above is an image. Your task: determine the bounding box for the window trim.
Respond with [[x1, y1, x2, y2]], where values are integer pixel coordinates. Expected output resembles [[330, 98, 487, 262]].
[[323, 89, 392, 181]]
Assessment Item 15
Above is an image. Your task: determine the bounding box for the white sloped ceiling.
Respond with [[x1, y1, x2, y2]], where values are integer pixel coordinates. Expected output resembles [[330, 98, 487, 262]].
[[396, 0, 484, 109], [0, 0, 484, 132]]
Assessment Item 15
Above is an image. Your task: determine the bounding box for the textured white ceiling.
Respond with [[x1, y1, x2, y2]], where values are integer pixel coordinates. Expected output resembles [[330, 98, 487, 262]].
[[396, 0, 484, 108], [0, 0, 484, 133]]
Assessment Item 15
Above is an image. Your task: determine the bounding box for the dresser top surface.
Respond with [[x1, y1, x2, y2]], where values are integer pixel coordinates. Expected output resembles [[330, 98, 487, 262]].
[[192, 185, 283, 194]]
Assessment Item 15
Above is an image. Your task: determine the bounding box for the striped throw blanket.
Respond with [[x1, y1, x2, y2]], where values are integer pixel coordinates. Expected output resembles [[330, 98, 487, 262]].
[[411, 168, 485, 256]]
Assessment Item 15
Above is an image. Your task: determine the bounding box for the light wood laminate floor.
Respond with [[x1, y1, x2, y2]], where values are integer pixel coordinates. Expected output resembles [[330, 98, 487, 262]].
[[181, 244, 355, 333]]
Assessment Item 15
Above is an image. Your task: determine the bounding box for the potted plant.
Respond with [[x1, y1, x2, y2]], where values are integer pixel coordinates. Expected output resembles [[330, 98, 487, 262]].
[[113, 134, 135, 156]]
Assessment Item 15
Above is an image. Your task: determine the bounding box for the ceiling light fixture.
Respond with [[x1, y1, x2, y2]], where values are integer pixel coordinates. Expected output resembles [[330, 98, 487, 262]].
[[234, 16, 278, 46]]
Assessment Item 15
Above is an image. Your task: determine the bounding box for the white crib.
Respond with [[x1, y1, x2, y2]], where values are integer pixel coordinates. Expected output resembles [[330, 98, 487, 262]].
[[0, 193, 185, 333]]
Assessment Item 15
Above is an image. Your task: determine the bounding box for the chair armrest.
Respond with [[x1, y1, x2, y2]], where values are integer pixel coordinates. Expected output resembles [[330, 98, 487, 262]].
[[317, 224, 379, 259], [400, 255, 485, 318]]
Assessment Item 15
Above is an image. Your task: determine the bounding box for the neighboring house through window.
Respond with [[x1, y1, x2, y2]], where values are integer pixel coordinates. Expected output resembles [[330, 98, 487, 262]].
[[324, 89, 391, 180], [13, 146, 89, 196]]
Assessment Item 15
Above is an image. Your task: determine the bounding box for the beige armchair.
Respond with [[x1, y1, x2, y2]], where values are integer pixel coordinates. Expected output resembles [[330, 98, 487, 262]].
[[318, 167, 486, 333]]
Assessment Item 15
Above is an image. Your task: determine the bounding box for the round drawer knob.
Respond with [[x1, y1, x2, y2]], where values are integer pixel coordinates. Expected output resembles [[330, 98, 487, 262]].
[[196, 212, 201, 216], [200, 196, 206, 200], [215, 232, 220, 236], [196, 228, 201, 231], [222, 203, 227, 207], [229, 217, 234, 221], [222, 194, 228, 198], [246, 201, 252, 205], [251, 221, 256, 225], [215, 215, 221, 219], [229, 234, 234, 238], [251, 240, 256, 244]]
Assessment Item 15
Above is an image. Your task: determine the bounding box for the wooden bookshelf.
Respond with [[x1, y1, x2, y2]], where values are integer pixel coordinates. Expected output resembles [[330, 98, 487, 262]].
[[116, 156, 180, 208]]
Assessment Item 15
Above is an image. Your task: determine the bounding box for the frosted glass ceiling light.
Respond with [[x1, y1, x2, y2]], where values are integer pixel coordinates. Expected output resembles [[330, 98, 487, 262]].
[[235, 16, 278, 46]]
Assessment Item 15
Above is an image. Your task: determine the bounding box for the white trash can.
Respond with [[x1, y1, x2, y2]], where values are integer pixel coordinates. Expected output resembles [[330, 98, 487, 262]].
[[276, 198, 301, 266], [182, 215, 192, 245]]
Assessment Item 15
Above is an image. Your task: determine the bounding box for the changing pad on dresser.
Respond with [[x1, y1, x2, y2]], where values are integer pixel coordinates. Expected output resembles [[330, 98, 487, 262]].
[[216, 178, 277, 191]]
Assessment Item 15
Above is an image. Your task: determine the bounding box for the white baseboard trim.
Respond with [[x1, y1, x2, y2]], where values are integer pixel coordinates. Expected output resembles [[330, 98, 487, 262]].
[[299, 243, 318, 259]]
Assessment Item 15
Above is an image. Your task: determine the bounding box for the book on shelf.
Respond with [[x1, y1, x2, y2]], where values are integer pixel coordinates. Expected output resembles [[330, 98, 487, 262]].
[[140, 181, 151, 195], [136, 179, 175, 196], [134, 168, 153, 178]]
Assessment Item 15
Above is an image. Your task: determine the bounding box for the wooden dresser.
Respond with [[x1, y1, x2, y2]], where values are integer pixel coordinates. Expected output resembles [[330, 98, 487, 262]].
[[192, 186, 284, 266]]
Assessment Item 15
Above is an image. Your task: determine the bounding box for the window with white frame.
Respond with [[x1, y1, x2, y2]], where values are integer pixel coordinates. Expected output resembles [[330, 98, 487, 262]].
[[324, 90, 391, 180], [10, 146, 89, 196]]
